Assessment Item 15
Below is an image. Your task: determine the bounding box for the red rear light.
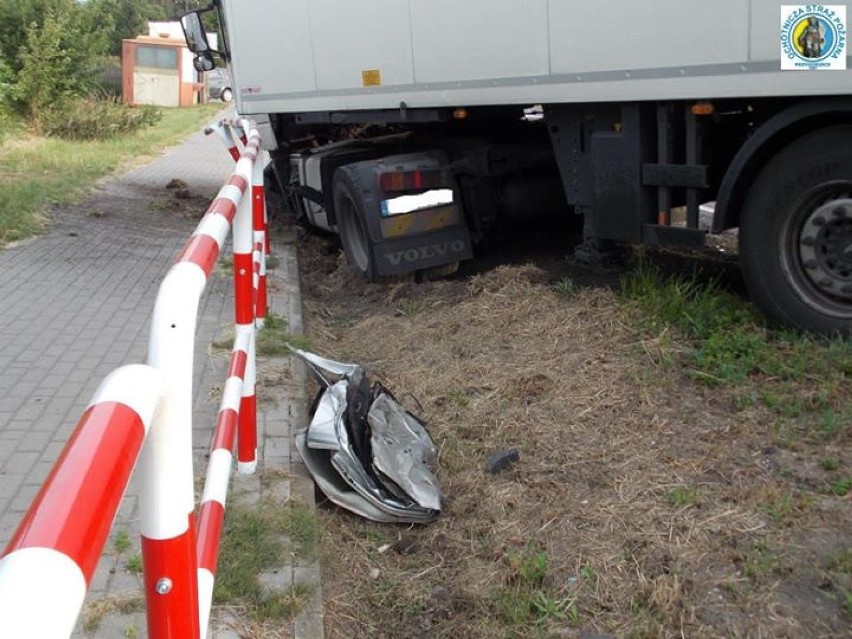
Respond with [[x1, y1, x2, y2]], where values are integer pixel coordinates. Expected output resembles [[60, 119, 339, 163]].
[[378, 170, 443, 193], [379, 172, 405, 192]]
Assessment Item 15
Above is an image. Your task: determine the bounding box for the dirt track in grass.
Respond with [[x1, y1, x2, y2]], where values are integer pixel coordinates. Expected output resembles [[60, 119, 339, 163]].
[[294, 227, 851, 639]]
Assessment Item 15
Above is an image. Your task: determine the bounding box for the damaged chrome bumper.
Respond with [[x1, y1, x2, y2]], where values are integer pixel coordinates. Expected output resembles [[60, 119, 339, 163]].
[[292, 349, 442, 524]]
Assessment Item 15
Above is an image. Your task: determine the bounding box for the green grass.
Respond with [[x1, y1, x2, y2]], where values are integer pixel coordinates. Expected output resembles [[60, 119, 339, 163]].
[[620, 263, 852, 388], [256, 313, 313, 355], [214, 500, 318, 622], [732, 393, 757, 411], [765, 492, 795, 524], [666, 486, 701, 507], [827, 548, 852, 575], [124, 553, 143, 575], [286, 502, 320, 561], [494, 541, 576, 631], [580, 565, 596, 581], [626, 596, 665, 639], [395, 299, 425, 317], [819, 409, 843, 438], [0, 104, 223, 246], [214, 313, 315, 355], [112, 529, 131, 554], [740, 540, 788, 583], [82, 594, 145, 633], [822, 478, 852, 497], [553, 276, 576, 299], [446, 390, 471, 408], [822, 457, 840, 472]]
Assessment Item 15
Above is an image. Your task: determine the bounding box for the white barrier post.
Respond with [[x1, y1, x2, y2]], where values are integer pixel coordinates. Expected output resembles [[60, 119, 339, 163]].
[[233, 129, 259, 474]]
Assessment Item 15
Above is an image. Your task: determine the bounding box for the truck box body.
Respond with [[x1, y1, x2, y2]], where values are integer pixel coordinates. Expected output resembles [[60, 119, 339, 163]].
[[186, 0, 851, 335], [222, 0, 851, 116]]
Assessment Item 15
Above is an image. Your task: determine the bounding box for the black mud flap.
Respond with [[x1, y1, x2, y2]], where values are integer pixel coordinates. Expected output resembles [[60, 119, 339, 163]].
[[373, 226, 472, 277], [337, 152, 473, 277]]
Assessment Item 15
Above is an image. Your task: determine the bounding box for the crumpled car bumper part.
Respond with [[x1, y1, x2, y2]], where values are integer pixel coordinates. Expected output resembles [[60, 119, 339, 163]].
[[292, 348, 442, 524]]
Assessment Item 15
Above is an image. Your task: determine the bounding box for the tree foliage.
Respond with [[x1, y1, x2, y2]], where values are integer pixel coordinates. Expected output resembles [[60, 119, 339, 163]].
[[0, 0, 206, 73], [148, 0, 209, 22], [85, 0, 167, 56], [11, 6, 103, 122], [0, 0, 76, 75], [0, 0, 179, 133]]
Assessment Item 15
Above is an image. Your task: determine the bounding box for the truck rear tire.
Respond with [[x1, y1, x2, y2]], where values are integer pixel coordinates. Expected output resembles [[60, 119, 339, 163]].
[[739, 126, 852, 337], [333, 168, 378, 281]]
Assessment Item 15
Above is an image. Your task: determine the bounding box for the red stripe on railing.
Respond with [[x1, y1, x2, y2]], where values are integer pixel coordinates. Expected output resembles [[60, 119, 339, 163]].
[[234, 253, 254, 325], [226, 351, 248, 379], [196, 501, 225, 573], [228, 146, 240, 161], [211, 410, 238, 452], [176, 235, 219, 275], [257, 275, 268, 322], [207, 198, 237, 223], [228, 174, 248, 193], [252, 186, 264, 226], [238, 394, 257, 465], [142, 526, 200, 639], [4, 403, 144, 584]]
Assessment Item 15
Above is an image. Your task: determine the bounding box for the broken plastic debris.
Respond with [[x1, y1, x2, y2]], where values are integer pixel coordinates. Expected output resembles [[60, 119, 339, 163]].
[[485, 448, 520, 474], [291, 348, 442, 524]]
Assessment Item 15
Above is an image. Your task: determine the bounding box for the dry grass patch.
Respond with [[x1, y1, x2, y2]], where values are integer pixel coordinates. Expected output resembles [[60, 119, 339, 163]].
[[82, 593, 145, 634], [297, 233, 851, 638]]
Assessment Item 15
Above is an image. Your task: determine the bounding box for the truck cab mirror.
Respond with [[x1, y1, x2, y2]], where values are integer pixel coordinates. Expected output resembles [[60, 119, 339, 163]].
[[180, 11, 210, 53], [193, 51, 216, 72]]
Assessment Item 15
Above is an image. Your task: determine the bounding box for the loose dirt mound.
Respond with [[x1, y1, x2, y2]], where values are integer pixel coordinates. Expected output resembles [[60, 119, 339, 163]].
[[297, 231, 851, 639]]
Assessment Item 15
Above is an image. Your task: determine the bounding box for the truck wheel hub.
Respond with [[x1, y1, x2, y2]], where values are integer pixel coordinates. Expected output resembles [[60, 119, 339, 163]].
[[799, 198, 852, 301]]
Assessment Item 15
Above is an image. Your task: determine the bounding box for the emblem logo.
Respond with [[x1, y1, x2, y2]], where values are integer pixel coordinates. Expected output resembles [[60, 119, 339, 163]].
[[781, 5, 847, 70]]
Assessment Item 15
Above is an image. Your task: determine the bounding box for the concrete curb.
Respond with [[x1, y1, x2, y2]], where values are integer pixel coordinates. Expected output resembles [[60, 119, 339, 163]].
[[267, 232, 325, 639]]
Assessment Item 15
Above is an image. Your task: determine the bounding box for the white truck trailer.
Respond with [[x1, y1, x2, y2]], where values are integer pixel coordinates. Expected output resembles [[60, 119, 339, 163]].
[[181, 1, 852, 336]]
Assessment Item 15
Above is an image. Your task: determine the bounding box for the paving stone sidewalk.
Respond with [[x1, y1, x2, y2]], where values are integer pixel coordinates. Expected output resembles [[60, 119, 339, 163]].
[[0, 119, 322, 638]]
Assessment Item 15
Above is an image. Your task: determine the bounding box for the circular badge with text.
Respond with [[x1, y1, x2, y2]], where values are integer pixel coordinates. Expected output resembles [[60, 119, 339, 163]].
[[781, 5, 847, 70]]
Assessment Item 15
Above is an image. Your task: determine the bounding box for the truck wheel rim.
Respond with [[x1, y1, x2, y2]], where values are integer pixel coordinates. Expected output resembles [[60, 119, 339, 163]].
[[782, 182, 852, 318]]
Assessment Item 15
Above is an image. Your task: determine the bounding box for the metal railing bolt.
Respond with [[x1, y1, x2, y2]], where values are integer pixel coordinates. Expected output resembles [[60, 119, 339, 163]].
[[155, 578, 173, 595]]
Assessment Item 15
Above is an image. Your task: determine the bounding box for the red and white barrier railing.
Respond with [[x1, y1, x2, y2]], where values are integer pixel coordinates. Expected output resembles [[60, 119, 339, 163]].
[[207, 118, 269, 327], [196, 328, 252, 631], [0, 366, 165, 637], [0, 120, 270, 638]]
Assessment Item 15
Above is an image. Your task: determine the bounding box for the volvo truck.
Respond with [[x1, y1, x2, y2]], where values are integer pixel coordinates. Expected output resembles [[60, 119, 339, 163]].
[[181, 1, 852, 336]]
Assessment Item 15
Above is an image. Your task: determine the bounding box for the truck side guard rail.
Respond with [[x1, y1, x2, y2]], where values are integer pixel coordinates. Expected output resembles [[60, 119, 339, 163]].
[[0, 120, 270, 638]]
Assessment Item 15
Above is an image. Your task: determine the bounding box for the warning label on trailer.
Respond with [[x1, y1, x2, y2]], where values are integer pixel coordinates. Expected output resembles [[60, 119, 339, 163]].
[[781, 4, 847, 70], [362, 69, 382, 87]]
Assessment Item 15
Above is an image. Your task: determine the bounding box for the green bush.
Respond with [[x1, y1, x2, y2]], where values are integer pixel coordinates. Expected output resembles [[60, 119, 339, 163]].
[[0, 55, 12, 105], [39, 96, 162, 140], [12, 7, 102, 124]]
